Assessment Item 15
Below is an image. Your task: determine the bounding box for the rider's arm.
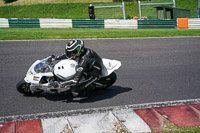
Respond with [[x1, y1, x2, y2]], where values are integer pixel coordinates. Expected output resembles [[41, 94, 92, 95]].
[[54, 53, 67, 60], [73, 50, 91, 83], [58, 50, 91, 87], [48, 54, 67, 63]]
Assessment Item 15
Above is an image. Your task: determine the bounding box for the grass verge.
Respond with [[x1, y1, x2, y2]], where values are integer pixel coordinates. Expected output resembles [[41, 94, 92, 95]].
[[0, 0, 113, 6], [0, 28, 200, 40], [161, 126, 200, 133], [0, 0, 197, 19], [0, 2, 138, 19]]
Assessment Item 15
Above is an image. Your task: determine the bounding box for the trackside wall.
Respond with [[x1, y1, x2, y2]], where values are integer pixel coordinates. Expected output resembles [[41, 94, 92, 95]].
[[0, 18, 199, 29]]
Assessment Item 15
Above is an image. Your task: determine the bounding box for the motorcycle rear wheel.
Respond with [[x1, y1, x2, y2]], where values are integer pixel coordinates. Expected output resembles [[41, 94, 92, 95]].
[[96, 72, 117, 89], [16, 79, 43, 95]]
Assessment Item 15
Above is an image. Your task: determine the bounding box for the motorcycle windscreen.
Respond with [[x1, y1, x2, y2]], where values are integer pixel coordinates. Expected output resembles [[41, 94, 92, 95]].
[[34, 62, 51, 73]]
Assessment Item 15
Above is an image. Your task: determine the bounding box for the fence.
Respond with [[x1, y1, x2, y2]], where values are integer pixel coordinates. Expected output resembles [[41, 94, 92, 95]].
[[40, 19, 72, 28], [105, 19, 137, 28], [0, 18, 199, 29], [8, 19, 40, 28], [188, 18, 200, 29], [138, 20, 176, 28], [94, 2, 126, 20], [0, 18, 138, 29], [72, 19, 104, 28], [0, 18, 9, 28], [138, 0, 175, 20]]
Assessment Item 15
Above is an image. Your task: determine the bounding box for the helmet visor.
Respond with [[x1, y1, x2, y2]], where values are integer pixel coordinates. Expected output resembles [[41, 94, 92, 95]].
[[66, 46, 81, 59], [66, 50, 78, 59]]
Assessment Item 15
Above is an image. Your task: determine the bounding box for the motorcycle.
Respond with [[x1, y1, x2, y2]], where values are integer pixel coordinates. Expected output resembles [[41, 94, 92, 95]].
[[16, 56, 121, 96]]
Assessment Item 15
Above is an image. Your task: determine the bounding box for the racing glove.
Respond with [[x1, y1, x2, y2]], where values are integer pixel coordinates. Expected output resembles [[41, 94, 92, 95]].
[[47, 55, 56, 64]]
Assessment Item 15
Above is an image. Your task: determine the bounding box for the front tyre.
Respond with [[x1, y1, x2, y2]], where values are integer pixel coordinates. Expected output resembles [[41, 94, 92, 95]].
[[16, 79, 43, 95]]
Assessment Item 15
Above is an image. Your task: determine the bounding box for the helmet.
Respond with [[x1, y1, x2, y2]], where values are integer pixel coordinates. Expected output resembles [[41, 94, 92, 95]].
[[65, 40, 84, 59]]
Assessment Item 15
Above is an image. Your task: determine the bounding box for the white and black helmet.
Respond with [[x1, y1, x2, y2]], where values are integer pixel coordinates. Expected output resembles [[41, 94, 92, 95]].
[[65, 40, 84, 59]]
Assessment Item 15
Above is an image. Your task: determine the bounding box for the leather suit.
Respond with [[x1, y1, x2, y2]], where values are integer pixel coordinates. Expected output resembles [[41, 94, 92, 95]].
[[55, 48, 104, 95]]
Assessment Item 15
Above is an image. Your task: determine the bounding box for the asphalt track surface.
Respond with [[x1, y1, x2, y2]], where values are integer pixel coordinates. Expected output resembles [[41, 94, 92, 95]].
[[0, 37, 200, 117]]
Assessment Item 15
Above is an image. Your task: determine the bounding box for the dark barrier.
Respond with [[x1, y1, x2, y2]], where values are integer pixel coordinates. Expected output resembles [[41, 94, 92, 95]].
[[8, 18, 40, 28], [72, 19, 104, 28], [138, 20, 177, 29]]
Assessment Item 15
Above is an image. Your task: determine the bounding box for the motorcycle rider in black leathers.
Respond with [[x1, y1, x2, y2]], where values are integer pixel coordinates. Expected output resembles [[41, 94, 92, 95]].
[[49, 40, 104, 97]]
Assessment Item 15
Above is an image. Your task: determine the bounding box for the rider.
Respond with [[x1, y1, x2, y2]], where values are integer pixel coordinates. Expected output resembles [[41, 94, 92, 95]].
[[49, 40, 104, 97]]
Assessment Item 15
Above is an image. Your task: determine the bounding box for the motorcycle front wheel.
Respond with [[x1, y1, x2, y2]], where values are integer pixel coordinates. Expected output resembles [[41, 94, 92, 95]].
[[16, 79, 43, 95]]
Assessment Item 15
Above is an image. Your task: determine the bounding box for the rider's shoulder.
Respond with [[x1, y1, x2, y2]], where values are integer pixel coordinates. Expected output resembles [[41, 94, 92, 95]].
[[85, 48, 93, 54], [83, 48, 98, 57]]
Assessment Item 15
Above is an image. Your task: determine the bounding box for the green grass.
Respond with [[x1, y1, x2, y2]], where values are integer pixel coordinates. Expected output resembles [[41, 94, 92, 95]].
[[161, 126, 200, 133], [0, 3, 90, 19], [156, 120, 200, 133], [0, 28, 199, 40], [0, 0, 197, 19], [0, 2, 137, 19], [0, 0, 112, 6], [175, 0, 198, 18]]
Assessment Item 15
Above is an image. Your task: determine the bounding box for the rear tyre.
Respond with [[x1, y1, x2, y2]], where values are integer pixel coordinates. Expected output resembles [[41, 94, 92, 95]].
[[97, 72, 117, 89], [16, 79, 43, 95]]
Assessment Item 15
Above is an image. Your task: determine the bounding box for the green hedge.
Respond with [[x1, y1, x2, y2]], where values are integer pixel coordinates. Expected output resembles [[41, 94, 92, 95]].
[[3, 0, 17, 4]]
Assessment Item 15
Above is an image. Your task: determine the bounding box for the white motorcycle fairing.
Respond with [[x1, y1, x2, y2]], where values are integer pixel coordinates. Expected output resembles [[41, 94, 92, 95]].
[[53, 58, 121, 78], [24, 60, 53, 84], [102, 58, 121, 77], [23, 57, 121, 93], [54, 60, 77, 81]]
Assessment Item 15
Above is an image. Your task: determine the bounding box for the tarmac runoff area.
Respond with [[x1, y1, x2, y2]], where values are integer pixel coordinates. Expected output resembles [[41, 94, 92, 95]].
[[0, 99, 200, 133]]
